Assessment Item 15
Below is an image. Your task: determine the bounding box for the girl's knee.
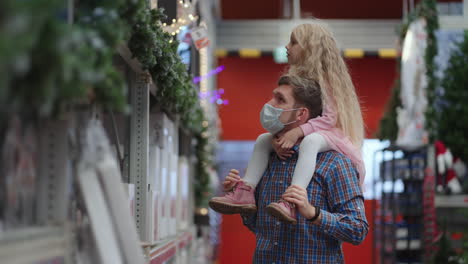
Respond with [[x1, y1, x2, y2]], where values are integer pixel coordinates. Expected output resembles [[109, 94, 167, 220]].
[[256, 133, 272, 143], [255, 133, 272, 147], [302, 133, 322, 145], [300, 133, 325, 151]]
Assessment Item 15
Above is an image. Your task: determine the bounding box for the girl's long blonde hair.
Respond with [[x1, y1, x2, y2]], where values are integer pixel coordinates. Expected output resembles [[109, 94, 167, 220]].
[[288, 23, 364, 147]]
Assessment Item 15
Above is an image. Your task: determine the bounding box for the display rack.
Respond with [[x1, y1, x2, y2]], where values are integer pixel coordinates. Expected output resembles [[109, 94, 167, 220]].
[[0, 0, 220, 262], [0, 226, 71, 264], [373, 146, 428, 264], [435, 195, 468, 208]]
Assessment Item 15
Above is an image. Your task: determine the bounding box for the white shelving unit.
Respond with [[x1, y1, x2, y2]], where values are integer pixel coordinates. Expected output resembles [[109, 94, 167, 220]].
[[0, 226, 71, 264], [435, 195, 468, 208], [0, 0, 218, 262]]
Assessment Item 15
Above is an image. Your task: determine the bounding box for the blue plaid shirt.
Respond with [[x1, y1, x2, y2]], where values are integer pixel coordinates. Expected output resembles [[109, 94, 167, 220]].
[[242, 146, 368, 264]]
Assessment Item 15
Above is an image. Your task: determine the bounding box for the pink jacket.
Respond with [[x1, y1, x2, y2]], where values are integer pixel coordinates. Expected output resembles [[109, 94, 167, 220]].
[[299, 102, 366, 187]]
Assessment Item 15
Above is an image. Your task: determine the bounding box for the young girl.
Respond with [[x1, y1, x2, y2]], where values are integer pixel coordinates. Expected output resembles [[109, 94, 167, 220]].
[[209, 23, 365, 224]]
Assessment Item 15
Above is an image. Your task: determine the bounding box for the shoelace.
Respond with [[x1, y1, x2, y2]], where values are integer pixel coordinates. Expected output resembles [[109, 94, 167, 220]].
[[278, 198, 295, 209], [225, 183, 238, 198], [225, 182, 251, 198]]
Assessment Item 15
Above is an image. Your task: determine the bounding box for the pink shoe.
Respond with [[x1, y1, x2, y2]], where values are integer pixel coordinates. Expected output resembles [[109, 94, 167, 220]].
[[266, 200, 297, 224], [209, 181, 257, 214]]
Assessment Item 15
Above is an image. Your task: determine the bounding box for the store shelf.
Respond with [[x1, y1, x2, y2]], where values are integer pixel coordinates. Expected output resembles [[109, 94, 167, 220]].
[[0, 226, 70, 264], [435, 195, 468, 208], [143, 230, 194, 264], [117, 44, 157, 95], [117, 44, 146, 75]]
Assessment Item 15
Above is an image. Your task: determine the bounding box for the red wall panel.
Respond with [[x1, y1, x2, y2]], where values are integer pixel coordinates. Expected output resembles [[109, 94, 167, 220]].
[[221, 0, 460, 20], [217, 56, 396, 140], [221, 0, 282, 19], [217, 57, 285, 141]]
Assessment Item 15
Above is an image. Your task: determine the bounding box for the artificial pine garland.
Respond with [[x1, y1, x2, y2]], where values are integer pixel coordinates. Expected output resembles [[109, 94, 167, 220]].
[[436, 31, 468, 162], [0, 0, 130, 120], [123, 0, 211, 206], [125, 3, 204, 134], [1, 0, 212, 207]]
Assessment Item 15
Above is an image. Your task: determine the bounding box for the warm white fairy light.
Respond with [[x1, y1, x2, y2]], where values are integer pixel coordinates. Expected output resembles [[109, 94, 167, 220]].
[[161, 0, 199, 37], [199, 46, 210, 113]]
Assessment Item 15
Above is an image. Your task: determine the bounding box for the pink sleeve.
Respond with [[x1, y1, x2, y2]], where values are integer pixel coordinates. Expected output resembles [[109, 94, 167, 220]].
[[299, 100, 337, 136]]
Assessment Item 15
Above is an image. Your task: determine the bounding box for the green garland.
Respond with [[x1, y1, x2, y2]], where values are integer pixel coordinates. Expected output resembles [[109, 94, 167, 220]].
[[0, 0, 129, 121], [1, 0, 211, 207], [124, 3, 204, 134], [377, 78, 401, 141], [122, 0, 211, 206], [377, 0, 438, 142], [419, 0, 439, 142], [194, 127, 213, 208], [436, 31, 468, 162]]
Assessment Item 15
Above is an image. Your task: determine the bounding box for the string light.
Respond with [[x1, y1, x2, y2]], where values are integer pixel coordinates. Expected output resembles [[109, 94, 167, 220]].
[[161, 0, 199, 37], [198, 208, 208, 215]]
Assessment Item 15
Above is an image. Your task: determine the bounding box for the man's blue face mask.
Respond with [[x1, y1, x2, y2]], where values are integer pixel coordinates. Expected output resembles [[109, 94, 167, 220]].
[[260, 104, 302, 135]]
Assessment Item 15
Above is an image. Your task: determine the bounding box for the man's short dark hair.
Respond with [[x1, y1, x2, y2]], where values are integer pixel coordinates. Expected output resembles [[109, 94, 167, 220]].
[[278, 75, 322, 119]]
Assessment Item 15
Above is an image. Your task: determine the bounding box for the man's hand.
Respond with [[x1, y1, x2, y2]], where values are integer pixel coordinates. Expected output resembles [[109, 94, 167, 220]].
[[222, 169, 241, 192], [282, 185, 316, 220]]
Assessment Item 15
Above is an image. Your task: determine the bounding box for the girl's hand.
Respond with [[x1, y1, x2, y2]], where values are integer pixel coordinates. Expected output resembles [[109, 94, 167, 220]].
[[278, 127, 304, 150], [223, 169, 241, 192], [272, 137, 294, 160]]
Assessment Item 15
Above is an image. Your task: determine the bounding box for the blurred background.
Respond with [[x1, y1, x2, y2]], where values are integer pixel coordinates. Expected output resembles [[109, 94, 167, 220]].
[[1, 0, 468, 263]]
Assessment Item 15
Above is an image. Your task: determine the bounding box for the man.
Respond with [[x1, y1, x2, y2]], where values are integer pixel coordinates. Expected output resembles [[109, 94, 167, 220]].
[[221, 75, 368, 263]]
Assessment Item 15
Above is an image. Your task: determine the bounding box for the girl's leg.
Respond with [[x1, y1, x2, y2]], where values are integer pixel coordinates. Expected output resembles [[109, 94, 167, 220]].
[[209, 133, 272, 215], [266, 133, 330, 224], [291, 133, 330, 188], [242, 133, 273, 187]]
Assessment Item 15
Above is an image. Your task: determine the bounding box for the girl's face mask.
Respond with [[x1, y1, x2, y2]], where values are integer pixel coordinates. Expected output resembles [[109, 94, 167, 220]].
[[260, 104, 302, 134]]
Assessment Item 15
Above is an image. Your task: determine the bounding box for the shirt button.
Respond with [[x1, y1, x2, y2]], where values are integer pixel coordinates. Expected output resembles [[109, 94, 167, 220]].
[[357, 207, 361, 210], [282, 162, 286, 165], [276, 221, 280, 225], [279, 181, 283, 184], [274, 242, 278, 246]]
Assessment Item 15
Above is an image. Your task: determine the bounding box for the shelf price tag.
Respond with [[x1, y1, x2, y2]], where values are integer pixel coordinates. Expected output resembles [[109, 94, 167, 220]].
[[191, 26, 210, 50]]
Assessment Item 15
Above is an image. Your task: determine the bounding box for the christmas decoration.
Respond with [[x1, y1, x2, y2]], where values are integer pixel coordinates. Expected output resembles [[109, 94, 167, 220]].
[[435, 141, 463, 194], [377, 0, 438, 143]]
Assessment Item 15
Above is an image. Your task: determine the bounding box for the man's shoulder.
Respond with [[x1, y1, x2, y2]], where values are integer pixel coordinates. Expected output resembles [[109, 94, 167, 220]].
[[316, 150, 356, 174], [317, 150, 352, 164]]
